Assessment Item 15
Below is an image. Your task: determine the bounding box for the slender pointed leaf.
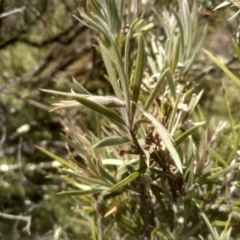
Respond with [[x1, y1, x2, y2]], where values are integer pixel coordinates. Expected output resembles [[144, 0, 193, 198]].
[[170, 7, 184, 50], [208, 147, 228, 167], [190, 66, 213, 85], [36, 146, 76, 170], [124, 19, 139, 81], [110, 39, 130, 123], [93, 136, 131, 148], [144, 68, 169, 110], [74, 13, 109, 44], [168, 88, 184, 132], [175, 121, 205, 146], [204, 49, 240, 88], [57, 189, 102, 196], [100, 43, 123, 100], [74, 96, 126, 126], [98, 164, 117, 184], [40, 89, 89, 98], [207, 163, 240, 181], [60, 169, 110, 187], [194, 24, 208, 54], [108, 171, 139, 192], [213, 1, 231, 11], [171, 34, 180, 74], [102, 159, 123, 165], [134, 103, 183, 174], [73, 78, 91, 95], [132, 34, 145, 118], [232, 38, 240, 63], [200, 211, 219, 240]]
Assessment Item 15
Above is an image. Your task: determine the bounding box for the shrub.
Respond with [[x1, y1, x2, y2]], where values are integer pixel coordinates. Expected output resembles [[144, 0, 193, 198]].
[[39, 0, 240, 239]]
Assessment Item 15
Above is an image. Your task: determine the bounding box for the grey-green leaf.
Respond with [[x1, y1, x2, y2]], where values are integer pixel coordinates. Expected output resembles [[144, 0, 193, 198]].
[[93, 136, 131, 148], [73, 78, 91, 95], [100, 43, 123, 100], [132, 33, 145, 118], [74, 96, 126, 126], [57, 189, 102, 196], [175, 121, 205, 146], [134, 103, 182, 174], [108, 171, 139, 192], [204, 49, 240, 88], [36, 146, 76, 171], [144, 68, 169, 110]]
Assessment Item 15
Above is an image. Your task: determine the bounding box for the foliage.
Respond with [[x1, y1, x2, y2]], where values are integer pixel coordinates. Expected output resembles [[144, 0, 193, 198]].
[[1, 0, 240, 239], [37, 0, 240, 239]]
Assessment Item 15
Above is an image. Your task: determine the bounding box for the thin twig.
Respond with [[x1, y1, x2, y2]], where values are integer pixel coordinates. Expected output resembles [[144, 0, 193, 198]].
[[0, 212, 31, 235], [0, 6, 26, 19]]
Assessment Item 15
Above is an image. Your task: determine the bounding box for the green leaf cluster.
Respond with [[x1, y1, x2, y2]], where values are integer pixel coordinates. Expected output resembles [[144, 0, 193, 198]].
[[38, 0, 240, 239]]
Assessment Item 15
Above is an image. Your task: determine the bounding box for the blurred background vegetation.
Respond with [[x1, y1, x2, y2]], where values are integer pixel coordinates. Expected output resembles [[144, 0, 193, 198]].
[[1, 0, 240, 239]]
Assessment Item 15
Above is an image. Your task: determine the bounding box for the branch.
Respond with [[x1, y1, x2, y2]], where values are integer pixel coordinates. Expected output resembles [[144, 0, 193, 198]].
[[0, 212, 31, 235], [0, 6, 26, 19]]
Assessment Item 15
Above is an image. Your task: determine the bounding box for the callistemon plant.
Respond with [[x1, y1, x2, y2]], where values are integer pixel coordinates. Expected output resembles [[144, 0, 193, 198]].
[[37, 0, 240, 239]]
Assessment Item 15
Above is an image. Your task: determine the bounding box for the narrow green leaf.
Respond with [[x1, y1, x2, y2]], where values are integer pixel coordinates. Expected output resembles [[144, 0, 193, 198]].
[[111, 40, 130, 124], [102, 159, 123, 165], [175, 122, 205, 146], [40, 89, 89, 98], [91, 216, 97, 240], [132, 19, 144, 32], [182, 52, 197, 76], [133, 119, 151, 133], [98, 164, 116, 184], [134, 103, 183, 174], [124, 24, 132, 82], [124, 18, 139, 82], [60, 169, 110, 187], [73, 78, 91, 95], [160, 178, 174, 202], [204, 49, 240, 88], [222, 80, 234, 136], [36, 146, 76, 170], [171, 34, 180, 74], [74, 13, 110, 44], [193, 201, 219, 239], [168, 88, 184, 132], [139, 22, 154, 32], [200, 211, 219, 240], [213, 1, 231, 11], [232, 38, 240, 63], [109, 0, 122, 33], [178, 222, 201, 239], [116, 159, 139, 179], [88, 0, 105, 19], [100, 43, 123, 100], [146, 37, 157, 74], [132, 34, 145, 119], [93, 136, 131, 148], [118, 215, 138, 236], [57, 189, 102, 196], [74, 96, 126, 126], [190, 66, 213, 85], [207, 163, 240, 181], [144, 68, 169, 110], [194, 24, 208, 54], [139, 154, 147, 172], [189, 90, 204, 111], [170, 7, 184, 50], [93, 15, 114, 42], [208, 147, 228, 167], [181, 90, 204, 123], [108, 171, 139, 192]]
